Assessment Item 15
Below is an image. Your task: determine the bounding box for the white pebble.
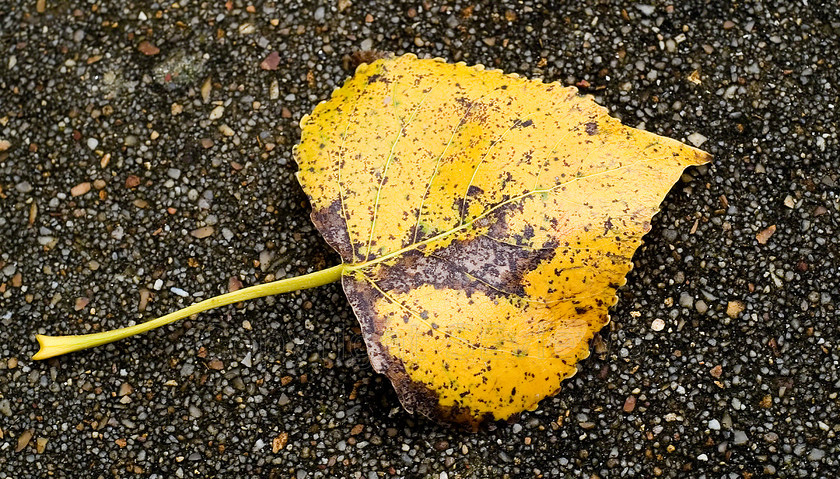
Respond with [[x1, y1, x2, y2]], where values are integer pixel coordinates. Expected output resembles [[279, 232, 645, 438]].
[[170, 287, 189, 297], [241, 352, 252, 368], [651, 318, 665, 331], [87, 138, 99, 150], [269, 79, 280, 100], [153, 279, 163, 290], [635, 4, 655, 15], [687, 132, 708, 147], [783, 195, 795, 208], [209, 105, 225, 121], [219, 124, 235, 137]]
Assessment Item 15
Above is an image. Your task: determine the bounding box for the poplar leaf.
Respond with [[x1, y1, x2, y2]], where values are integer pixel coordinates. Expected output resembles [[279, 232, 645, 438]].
[[296, 54, 711, 428]]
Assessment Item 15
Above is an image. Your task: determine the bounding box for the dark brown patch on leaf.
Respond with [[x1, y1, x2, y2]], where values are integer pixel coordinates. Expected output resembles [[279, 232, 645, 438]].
[[343, 50, 390, 72], [370, 204, 558, 300], [342, 277, 391, 374], [342, 274, 494, 431], [309, 199, 354, 260]]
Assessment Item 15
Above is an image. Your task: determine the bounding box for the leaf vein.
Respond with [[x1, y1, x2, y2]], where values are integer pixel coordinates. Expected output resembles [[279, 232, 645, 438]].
[[363, 81, 439, 261]]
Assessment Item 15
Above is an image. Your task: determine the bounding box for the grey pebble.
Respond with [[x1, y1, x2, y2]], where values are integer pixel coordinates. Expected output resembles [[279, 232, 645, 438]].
[[0, 399, 12, 417], [678, 292, 694, 308], [809, 449, 825, 461]]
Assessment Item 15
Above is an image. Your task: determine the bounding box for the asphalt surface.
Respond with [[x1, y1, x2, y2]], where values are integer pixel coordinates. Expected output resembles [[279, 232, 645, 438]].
[[1, 1, 839, 477]]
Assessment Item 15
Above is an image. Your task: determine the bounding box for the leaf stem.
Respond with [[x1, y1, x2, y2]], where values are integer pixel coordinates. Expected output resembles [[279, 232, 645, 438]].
[[33, 264, 346, 360]]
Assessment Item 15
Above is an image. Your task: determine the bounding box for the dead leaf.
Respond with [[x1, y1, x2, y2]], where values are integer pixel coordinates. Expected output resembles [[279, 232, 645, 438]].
[[295, 54, 711, 428]]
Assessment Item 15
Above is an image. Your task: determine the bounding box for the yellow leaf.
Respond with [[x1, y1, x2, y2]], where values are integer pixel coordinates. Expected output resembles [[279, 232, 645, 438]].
[[296, 54, 710, 428]]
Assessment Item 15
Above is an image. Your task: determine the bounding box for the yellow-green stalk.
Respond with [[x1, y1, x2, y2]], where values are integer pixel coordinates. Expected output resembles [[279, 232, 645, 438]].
[[33, 264, 345, 360]]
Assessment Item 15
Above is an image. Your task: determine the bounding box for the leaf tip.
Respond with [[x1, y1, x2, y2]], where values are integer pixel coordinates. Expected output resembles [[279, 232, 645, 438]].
[[696, 149, 714, 165]]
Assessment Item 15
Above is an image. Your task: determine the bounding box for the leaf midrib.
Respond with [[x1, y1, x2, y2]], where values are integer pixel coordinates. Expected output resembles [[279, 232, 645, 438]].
[[344, 153, 661, 272]]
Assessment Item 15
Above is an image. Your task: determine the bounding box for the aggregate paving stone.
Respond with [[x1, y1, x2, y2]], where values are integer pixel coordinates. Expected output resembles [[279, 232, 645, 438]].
[[1, 1, 839, 478]]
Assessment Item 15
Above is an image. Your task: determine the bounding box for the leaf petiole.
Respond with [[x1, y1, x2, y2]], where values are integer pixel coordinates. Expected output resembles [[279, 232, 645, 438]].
[[32, 264, 346, 360]]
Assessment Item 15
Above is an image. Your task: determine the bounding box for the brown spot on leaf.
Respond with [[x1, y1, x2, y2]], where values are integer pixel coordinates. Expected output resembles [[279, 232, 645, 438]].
[[310, 199, 355, 260]]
